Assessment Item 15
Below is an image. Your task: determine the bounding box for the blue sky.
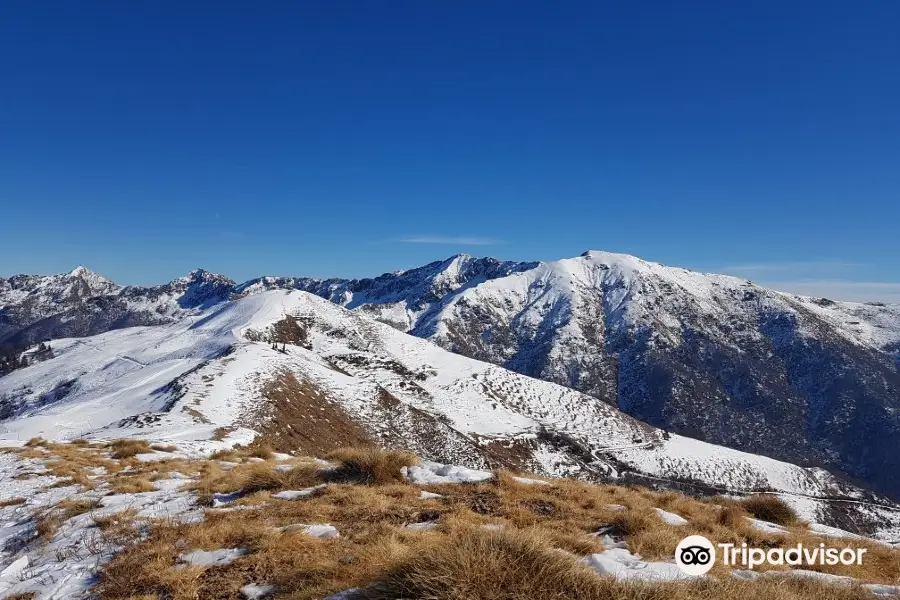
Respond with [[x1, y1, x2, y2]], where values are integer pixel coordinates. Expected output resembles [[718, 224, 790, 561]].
[[1, 2, 898, 301]]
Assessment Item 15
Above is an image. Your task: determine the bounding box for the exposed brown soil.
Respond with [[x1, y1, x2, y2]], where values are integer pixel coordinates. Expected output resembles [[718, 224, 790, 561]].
[[252, 370, 375, 456]]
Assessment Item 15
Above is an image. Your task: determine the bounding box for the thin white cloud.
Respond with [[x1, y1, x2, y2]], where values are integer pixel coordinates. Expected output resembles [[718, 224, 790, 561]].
[[761, 279, 900, 304], [396, 235, 505, 246], [721, 260, 863, 274]]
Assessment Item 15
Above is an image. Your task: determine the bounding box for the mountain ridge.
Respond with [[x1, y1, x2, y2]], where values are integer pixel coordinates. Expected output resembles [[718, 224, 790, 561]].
[[3, 252, 900, 500], [3, 288, 900, 540]]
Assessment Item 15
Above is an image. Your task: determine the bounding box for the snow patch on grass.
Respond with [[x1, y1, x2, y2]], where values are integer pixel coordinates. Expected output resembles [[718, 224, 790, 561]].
[[179, 548, 248, 567], [271, 484, 327, 500], [653, 507, 688, 526], [582, 546, 699, 581], [402, 460, 493, 484]]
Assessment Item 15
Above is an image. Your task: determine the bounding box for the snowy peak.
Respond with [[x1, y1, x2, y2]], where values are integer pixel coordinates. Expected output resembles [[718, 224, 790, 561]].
[[66, 265, 119, 295], [168, 269, 235, 308], [0, 265, 118, 297], [176, 268, 232, 285], [579, 249, 648, 266], [0, 267, 234, 344]]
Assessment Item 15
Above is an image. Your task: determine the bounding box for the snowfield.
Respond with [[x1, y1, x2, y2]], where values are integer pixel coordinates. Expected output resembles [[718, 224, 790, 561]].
[[0, 453, 202, 599]]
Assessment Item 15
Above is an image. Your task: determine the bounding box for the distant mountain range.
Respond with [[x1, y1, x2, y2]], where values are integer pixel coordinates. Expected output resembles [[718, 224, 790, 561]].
[[2, 252, 900, 501], [3, 287, 900, 539]]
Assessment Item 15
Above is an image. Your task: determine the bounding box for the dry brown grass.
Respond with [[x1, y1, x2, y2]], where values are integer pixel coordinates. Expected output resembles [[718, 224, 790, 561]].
[[108, 439, 152, 459], [357, 525, 887, 600], [58, 497, 102, 517], [360, 525, 622, 599], [36, 498, 101, 540], [741, 494, 799, 526], [208, 448, 243, 461], [185, 447, 417, 504], [251, 370, 375, 456], [93, 508, 143, 546], [97, 512, 890, 600], [211, 426, 234, 441], [0, 497, 26, 507], [36, 513, 62, 541], [2, 593, 38, 600], [110, 477, 157, 494], [717, 504, 745, 528], [207, 442, 275, 462], [247, 443, 275, 460], [185, 459, 325, 506], [39, 442, 120, 485], [324, 447, 418, 485], [10, 445, 891, 600], [150, 444, 178, 453], [46, 471, 96, 491], [373, 538, 887, 599], [24, 436, 47, 447], [241, 463, 321, 494], [93, 507, 138, 531]]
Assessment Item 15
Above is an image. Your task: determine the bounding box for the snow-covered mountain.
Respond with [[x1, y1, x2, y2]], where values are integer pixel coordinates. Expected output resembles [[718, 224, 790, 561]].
[[258, 252, 900, 501], [0, 267, 234, 345], [2, 253, 900, 501], [2, 289, 899, 539]]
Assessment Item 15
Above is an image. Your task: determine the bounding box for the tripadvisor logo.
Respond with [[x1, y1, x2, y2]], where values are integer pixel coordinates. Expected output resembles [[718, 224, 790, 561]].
[[675, 535, 868, 575], [675, 535, 716, 575]]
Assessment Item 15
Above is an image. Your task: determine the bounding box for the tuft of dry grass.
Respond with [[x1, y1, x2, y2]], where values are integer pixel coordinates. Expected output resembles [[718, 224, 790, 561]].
[[741, 494, 798, 526], [48, 471, 96, 491], [108, 439, 152, 459], [0, 497, 26, 507], [93, 508, 137, 531], [207, 442, 274, 462], [25, 436, 47, 447], [717, 504, 745, 528], [93, 508, 142, 546], [211, 426, 233, 441], [110, 477, 157, 494], [241, 462, 321, 494], [360, 525, 620, 600], [35, 497, 99, 541], [184, 459, 320, 505], [150, 444, 178, 453], [37, 497, 103, 539], [36, 514, 62, 540], [208, 448, 242, 461], [248, 443, 275, 460], [325, 447, 418, 485], [58, 497, 102, 518]]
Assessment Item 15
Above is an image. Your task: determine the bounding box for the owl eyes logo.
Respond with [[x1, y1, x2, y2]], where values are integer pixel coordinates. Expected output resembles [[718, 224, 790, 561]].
[[679, 545, 712, 565], [675, 535, 716, 575]]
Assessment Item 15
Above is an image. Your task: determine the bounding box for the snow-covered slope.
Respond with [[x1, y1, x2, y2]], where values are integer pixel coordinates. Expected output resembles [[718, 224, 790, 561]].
[[3, 253, 900, 500], [2, 290, 899, 538], [279, 252, 900, 501]]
